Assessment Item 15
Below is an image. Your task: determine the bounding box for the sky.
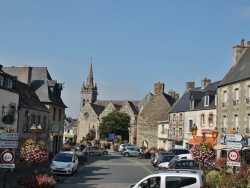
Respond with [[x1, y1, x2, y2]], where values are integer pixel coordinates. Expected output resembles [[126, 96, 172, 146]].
[[1, 1, 250, 118]]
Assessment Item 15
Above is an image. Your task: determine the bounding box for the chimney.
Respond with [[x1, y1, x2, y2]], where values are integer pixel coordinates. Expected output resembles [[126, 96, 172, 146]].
[[168, 89, 175, 98], [186, 82, 195, 92], [232, 39, 247, 67], [154, 82, 164, 95], [0, 64, 3, 72], [201, 77, 211, 89], [17, 66, 32, 87]]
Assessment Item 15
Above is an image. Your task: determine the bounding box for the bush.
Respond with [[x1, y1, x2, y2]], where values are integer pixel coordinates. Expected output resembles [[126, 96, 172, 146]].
[[206, 170, 220, 188]]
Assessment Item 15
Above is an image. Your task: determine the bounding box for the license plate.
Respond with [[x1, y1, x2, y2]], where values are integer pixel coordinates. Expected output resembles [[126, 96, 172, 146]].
[[56, 168, 64, 171]]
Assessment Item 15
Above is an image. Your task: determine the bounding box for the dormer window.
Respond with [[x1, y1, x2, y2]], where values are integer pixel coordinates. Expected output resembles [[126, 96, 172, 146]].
[[204, 96, 209, 106], [190, 100, 194, 109]]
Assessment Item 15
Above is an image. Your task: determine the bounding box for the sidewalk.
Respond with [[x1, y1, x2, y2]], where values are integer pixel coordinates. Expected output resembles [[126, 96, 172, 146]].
[[0, 160, 52, 188]]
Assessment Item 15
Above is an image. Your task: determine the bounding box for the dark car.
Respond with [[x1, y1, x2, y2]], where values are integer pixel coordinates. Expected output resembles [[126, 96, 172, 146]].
[[168, 149, 190, 155], [168, 159, 199, 170], [151, 151, 174, 166], [154, 154, 176, 167]]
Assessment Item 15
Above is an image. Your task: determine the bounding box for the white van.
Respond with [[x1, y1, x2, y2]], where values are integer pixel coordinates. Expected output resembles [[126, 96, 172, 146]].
[[158, 153, 193, 169]]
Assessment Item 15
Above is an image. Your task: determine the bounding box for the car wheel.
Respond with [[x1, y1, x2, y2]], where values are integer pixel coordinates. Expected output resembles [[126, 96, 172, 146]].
[[89, 152, 94, 156], [124, 153, 129, 157], [138, 153, 142, 159], [103, 151, 108, 155]]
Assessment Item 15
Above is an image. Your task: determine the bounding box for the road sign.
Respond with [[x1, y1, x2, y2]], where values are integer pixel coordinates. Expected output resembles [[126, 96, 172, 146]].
[[0, 141, 18, 148], [226, 142, 243, 150], [227, 149, 240, 162], [0, 132, 18, 140], [227, 161, 241, 167], [241, 137, 250, 146], [1, 150, 14, 163], [0, 164, 15, 168], [226, 134, 243, 142]]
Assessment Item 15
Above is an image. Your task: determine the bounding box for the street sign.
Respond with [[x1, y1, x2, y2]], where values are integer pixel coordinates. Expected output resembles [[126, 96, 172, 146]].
[[1, 150, 14, 163], [227, 161, 241, 167], [226, 134, 243, 142], [0, 164, 15, 168], [226, 142, 243, 150], [241, 137, 250, 146], [227, 149, 240, 162], [0, 132, 18, 140], [0, 141, 18, 148]]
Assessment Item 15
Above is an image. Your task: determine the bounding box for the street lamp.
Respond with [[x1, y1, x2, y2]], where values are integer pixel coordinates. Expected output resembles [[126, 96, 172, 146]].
[[191, 124, 219, 143], [30, 124, 42, 143]]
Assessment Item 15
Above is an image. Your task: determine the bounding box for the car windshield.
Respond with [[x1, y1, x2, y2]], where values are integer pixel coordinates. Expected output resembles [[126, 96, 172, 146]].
[[54, 153, 72, 162], [162, 155, 176, 162], [168, 156, 179, 166]]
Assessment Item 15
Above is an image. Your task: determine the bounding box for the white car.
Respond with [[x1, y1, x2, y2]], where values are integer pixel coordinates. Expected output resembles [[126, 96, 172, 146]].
[[50, 151, 79, 175], [158, 153, 193, 169], [130, 169, 205, 188], [119, 143, 134, 151]]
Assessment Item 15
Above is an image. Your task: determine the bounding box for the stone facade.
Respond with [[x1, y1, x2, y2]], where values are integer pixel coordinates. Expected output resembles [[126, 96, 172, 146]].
[[137, 82, 178, 148]]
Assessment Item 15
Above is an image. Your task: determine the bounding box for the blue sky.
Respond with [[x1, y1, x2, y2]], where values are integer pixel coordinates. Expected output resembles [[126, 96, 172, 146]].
[[1, 1, 250, 118]]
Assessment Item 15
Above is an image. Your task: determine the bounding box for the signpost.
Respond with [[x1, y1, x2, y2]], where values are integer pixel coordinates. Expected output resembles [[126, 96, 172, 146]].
[[0, 133, 19, 140], [241, 137, 250, 147], [227, 149, 240, 167], [226, 134, 243, 142], [0, 141, 18, 148], [226, 142, 243, 150], [1, 150, 14, 163]]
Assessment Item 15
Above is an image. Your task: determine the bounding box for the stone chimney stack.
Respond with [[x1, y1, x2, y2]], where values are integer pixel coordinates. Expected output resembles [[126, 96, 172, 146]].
[[186, 82, 195, 92], [201, 77, 211, 89], [17, 66, 32, 87], [232, 39, 249, 67], [154, 82, 164, 95]]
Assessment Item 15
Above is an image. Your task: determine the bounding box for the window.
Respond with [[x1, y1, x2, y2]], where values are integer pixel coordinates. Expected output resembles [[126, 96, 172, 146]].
[[53, 108, 56, 121], [189, 119, 193, 132], [215, 94, 217, 106], [23, 113, 29, 132], [173, 127, 176, 135], [59, 109, 61, 121], [235, 115, 239, 130], [37, 115, 41, 125], [179, 113, 183, 122], [204, 96, 209, 106], [233, 88, 239, 105], [0, 75, 4, 86], [222, 91, 227, 107], [4, 77, 12, 89], [201, 114, 205, 126], [173, 114, 176, 121], [161, 124, 164, 133], [190, 100, 194, 109], [32, 114, 35, 125], [208, 114, 213, 126], [179, 128, 182, 136], [165, 176, 197, 187]]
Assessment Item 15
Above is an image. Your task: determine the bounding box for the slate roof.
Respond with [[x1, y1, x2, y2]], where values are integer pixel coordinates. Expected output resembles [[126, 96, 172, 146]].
[[3, 66, 67, 108], [218, 48, 250, 87], [12, 80, 49, 112], [91, 100, 140, 116], [170, 81, 221, 113], [136, 92, 153, 111]]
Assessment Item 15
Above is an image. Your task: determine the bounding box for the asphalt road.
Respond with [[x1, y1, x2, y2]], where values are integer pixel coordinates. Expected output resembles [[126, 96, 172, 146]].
[[56, 150, 156, 188]]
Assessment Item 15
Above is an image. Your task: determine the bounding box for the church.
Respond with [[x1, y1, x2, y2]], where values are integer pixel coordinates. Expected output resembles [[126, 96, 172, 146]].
[[77, 64, 178, 148]]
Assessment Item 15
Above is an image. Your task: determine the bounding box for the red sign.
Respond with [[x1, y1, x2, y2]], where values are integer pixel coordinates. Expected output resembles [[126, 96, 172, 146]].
[[227, 149, 240, 162], [1, 150, 14, 163], [201, 129, 212, 134]]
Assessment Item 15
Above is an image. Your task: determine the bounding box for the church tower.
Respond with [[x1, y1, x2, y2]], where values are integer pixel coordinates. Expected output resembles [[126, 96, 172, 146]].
[[80, 63, 98, 107]]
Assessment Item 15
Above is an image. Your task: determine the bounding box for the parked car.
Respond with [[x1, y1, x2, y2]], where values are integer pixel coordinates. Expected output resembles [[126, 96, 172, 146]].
[[82, 146, 108, 156], [157, 153, 193, 169], [74, 144, 86, 151], [122, 146, 140, 157], [130, 169, 205, 188], [151, 151, 175, 166], [168, 159, 199, 170], [119, 143, 134, 152], [168, 148, 190, 155], [50, 150, 78, 175], [154, 154, 176, 168]]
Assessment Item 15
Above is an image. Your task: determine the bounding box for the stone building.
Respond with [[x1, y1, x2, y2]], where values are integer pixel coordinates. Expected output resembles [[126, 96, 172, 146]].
[[137, 82, 179, 148]]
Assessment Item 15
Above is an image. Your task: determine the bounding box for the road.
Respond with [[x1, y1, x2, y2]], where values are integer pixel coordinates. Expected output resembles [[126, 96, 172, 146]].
[[56, 150, 157, 188]]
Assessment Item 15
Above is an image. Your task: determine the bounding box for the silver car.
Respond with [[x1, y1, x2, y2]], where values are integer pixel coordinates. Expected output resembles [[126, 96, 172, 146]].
[[83, 146, 108, 156], [50, 151, 78, 175], [122, 146, 139, 157]]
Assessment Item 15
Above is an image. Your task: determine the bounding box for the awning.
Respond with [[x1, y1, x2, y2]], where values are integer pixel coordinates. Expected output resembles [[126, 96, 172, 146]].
[[64, 134, 75, 138], [188, 137, 216, 146]]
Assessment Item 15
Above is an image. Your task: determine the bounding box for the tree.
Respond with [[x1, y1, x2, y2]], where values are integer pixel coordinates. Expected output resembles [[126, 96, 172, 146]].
[[99, 110, 131, 140]]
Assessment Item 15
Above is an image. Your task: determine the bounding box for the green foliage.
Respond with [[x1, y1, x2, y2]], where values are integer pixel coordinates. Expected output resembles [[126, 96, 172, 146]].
[[206, 170, 220, 188], [98, 110, 131, 139]]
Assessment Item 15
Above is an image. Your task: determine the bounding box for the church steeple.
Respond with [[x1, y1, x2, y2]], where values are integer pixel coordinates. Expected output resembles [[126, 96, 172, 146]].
[[80, 62, 98, 107], [86, 63, 94, 88]]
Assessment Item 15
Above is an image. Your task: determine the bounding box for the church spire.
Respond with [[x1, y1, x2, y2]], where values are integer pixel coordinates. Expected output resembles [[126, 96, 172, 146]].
[[86, 62, 94, 88]]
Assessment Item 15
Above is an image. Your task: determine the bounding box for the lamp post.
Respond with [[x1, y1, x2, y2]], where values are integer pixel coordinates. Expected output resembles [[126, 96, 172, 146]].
[[30, 124, 42, 144]]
